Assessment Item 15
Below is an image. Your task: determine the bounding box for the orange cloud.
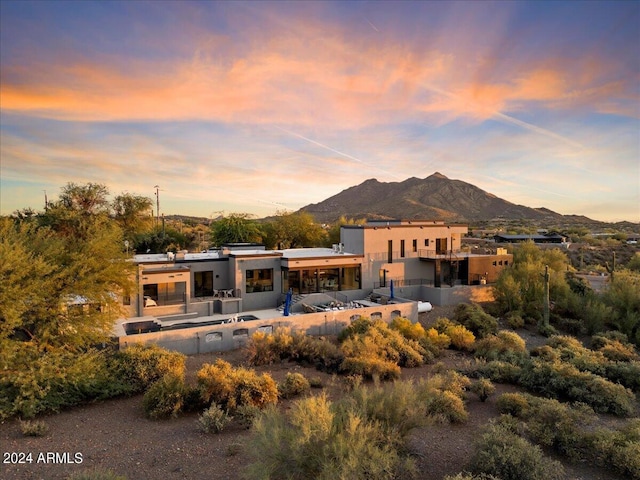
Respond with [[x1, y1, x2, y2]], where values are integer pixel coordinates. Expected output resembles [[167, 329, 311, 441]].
[[1, 12, 637, 130]]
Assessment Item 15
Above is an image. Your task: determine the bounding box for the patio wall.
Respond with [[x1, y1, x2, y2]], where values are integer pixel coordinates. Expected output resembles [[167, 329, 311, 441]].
[[118, 301, 417, 355]]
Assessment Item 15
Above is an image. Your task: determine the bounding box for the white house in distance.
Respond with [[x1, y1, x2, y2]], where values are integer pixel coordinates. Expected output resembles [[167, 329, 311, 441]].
[[125, 220, 512, 320]]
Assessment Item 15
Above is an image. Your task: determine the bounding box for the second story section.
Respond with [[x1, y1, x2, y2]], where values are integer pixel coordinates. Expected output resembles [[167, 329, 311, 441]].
[[341, 220, 468, 262]]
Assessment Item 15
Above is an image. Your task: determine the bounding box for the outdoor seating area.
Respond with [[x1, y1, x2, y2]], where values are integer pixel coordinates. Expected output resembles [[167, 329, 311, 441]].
[[213, 289, 237, 298]]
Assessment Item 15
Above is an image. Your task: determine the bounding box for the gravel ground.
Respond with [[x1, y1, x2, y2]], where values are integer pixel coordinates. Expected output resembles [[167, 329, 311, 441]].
[[0, 308, 628, 480]]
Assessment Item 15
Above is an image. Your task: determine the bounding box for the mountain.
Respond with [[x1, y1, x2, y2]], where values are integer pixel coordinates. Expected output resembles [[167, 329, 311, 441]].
[[299, 172, 595, 224]]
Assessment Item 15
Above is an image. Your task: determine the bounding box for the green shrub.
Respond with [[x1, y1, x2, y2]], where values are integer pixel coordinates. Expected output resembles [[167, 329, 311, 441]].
[[347, 380, 428, 439], [245, 392, 416, 480], [454, 303, 499, 338], [289, 332, 345, 373], [470, 422, 565, 480], [444, 474, 500, 480], [496, 393, 530, 417], [474, 331, 527, 362], [111, 343, 186, 394], [505, 312, 525, 329], [19, 419, 48, 437], [66, 469, 127, 480], [591, 333, 639, 362], [235, 404, 261, 429], [197, 404, 232, 433], [584, 419, 640, 479], [518, 358, 636, 416], [278, 372, 311, 399], [477, 360, 522, 384], [196, 359, 278, 411], [425, 390, 468, 423], [309, 376, 324, 388], [470, 378, 495, 402], [142, 373, 187, 419]]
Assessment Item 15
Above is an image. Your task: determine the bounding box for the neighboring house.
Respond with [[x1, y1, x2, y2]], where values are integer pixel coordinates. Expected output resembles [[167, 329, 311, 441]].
[[125, 220, 513, 320], [493, 233, 566, 244]]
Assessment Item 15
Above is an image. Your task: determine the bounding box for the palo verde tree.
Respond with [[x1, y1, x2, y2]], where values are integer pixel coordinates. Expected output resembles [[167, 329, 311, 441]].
[[210, 213, 263, 246], [0, 183, 139, 417], [493, 241, 572, 323], [1, 183, 135, 352], [112, 192, 154, 244], [263, 211, 327, 249]]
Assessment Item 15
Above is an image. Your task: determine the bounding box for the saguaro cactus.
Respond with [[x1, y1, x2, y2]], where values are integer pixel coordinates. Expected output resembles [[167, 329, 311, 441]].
[[605, 252, 616, 282]]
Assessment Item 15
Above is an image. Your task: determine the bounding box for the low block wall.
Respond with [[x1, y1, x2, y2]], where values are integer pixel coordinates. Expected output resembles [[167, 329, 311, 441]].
[[119, 301, 417, 355]]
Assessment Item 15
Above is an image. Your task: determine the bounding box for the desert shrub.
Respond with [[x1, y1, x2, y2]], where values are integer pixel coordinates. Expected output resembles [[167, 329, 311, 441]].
[[308, 376, 324, 388], [246, 327, 295, 365], [340, 354, 401, 380], [418, 371, 470, 423], [390, 316, 426, 341], [425, 390, 468, 423], [235, 404, 261, 429], [454, 303, 498, 338], [496, 393, 530, 417], [518, 358, 636, 416], [444, 474, 500, 480], [425, 327, 451, 350], [339, 318, 429, 379], [505, 311, 525, 329], [3, 348, 126, 419], [346, 381, 428, 439], [111, 343, 186, 394], [555, 317, 584, 335], [424, 370, 471, 398], [66, 469, 127, 480], [474, 330, 527, 362], [470, 378, 495, 402], [477, 360, 522, 384], [522, 396, 594, 459], [245, 393, 416, 480], [470, 421, 565, 480], [19, 419, 48, 437], [196, 359, 278, 412], [288, 332, 345, 373], [537, 323, 557, 337], [433, 316, 457, 333], [197, 404, 232, 434], [584, 418, 640, 479], [278, 372, 310, 399], [445, 324, 476, 351], [591, 333, 639, 361], [582, 299, 613, 335], [142, 373, 187, 419]]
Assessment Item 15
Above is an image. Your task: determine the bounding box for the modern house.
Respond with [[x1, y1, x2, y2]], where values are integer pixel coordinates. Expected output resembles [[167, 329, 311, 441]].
[[493, 233, 567, 244], [125, 220, 512, 320]]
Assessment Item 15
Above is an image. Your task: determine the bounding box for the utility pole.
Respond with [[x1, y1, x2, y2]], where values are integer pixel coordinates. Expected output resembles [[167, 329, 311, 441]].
[[154, 185, 160, 229], [43, 190, 48, 211]]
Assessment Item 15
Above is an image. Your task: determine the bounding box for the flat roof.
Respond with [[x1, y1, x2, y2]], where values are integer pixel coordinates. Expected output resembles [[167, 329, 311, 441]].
[[279, 247, 358, 259]]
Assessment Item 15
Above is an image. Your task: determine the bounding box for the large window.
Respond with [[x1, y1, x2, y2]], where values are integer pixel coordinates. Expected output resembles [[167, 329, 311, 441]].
[[194, 271, 213, 297], [143, 282, 186, 306], [246, 269, 273, 293], [283, 266, 361, 293]]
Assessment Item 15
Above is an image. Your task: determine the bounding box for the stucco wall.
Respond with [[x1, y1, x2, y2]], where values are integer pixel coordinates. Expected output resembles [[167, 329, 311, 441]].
[[119, 301, 417, 355]]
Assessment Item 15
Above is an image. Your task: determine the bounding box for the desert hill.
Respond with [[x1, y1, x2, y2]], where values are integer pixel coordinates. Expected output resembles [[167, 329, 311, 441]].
[[299, 173, 596, 225]]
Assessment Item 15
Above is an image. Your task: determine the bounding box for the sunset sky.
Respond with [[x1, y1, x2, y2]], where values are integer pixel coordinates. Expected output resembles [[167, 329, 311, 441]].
[[1, 1, 638, 222]]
